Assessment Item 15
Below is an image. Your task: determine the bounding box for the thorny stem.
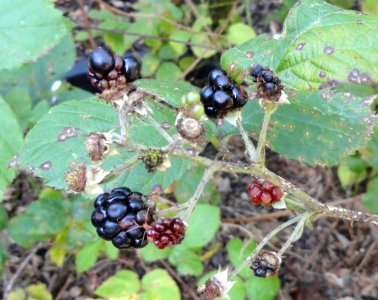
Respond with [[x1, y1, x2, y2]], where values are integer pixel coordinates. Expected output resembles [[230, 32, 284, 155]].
[[230, 213, 307, 278], [145, 111, 175, 144], [181, 167, 215, 221], [277, 212, 313, 257], [169, 150, 378, 226], [101, 155, 140, 184], [236, 114, 257, 162], [159, 203, 189, 216], [256, 105, 275, 167]]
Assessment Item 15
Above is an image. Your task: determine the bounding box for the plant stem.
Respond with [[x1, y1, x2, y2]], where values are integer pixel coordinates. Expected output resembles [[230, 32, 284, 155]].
[[256, 108, 273, 167], [244, 0, 252, 27], [277, 212, 313, 257], [181, 167, 215, 221], [77, 0, 96, 49], [145, 112, 175, 144], [236, 114, 257, 162], [230, 213, 306, 278], [159, 203, 189, 216]]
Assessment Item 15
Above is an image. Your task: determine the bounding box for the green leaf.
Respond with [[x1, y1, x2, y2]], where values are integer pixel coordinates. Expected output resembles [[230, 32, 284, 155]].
[[7, 190, 69, 248], [191, 33, 216, 58], [365, 126, 378, 168], [19, 98, 118, 190], [227, 238, 256, 279], [26, 283, 53, 300], [182, 204, 220, 248], [0, 204, 9, 231], [3, 88, 32, 130], [0, 242, 7, 274], [142, 54, 160, 77], [139, 244, 171, 262], [156, 62, 182, 81], [229, 277, 247, 300], [103, 242, 119, 260], [140, 269, 180, 300], [0, 0, 70, 70], [362, 177, 378, 213], [227, 22, 256, 45], [362, 0, 378, 16], [169, 30, 191, 55], [174, 166, 220, 205], [0, 35, 76, 105], [0, 98, 23, 200], [75, 240, 102, 273], [221, 90, 376, 166], [135, 79, 199, 107], [95, 270, 141, 298], [245, 276, 281, 300], [221, 0, 378, 90], [168, 245, 204, 276]]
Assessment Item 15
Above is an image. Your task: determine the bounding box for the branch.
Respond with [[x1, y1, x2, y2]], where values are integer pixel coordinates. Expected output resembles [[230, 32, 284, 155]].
[[256, 106, 274, 167], [181, 167, 215, 221], [236, 114, 257, 162]]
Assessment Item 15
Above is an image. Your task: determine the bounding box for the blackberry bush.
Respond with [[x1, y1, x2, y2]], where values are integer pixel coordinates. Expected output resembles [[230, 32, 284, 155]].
[[4, 0, 378, 299]]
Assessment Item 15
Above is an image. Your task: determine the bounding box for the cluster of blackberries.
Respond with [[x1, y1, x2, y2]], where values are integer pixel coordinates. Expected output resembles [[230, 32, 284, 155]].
[[200, 69, 248, 118], [91, 187, 155, 249], [250, 64, 282, 95], [250, 251, 281, 278], [146, 217, 186, 249], [88, 47, 140, 91], [247, 180, 284, 206]]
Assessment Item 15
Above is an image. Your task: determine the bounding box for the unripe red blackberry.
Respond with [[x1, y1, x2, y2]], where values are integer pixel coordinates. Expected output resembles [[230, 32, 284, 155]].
[[91, 187, 155, 249], [247, 180, 284, 206], [146, 217, 186, 249]]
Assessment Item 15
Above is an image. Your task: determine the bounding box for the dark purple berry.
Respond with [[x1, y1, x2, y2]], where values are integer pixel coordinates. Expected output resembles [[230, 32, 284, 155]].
[[213, 75, 231, 90], [111, 187, 131, 198], [212, 90, 233, 111], [132, 237, 148, 248], [102, 220, 121, 238], [106, 203, 128, 221], [255, 268, 266, 277], [204, 106, 217, 118], [273, 77, 281, 84], [136, 209, 152, 225], [104, 192, 127, 207], [97, 227, 112, 240], [200, 86, 214, 106], [91, 207, 107, 227], [114, 55, 124, 71], [208, 69, 226, 85], [112, 231, 132, 248], [263, 82, 277, 93], [106, 70, 118, 80], [124, 56, 140, 82], [118, 213, 136, 230], [89, 47, 115, 74], [94, 193, 109, 208], [127, 226, 144, 239], [262, 71, 274, 82], [128, 198, 144, 212], [230, 86, 248, 108], [250, 64, 263, 77]]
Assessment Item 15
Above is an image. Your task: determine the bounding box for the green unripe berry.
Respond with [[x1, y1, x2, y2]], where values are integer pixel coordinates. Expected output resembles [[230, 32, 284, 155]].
[[189, 104, 204, 120], [186, 92, 201, 105]]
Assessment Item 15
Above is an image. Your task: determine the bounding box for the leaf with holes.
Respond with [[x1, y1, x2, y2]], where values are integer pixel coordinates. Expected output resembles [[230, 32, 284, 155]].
[[221, 0, 378, 90], [221, 89, 377, 166], [18, 98, 118, 190], [0, 98, 23, 200], [0, 0, 71, 70]]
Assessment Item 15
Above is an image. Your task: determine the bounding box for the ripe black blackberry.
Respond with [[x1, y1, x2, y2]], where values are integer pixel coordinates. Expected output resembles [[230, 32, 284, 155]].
[[146, 217, 186, 249], [249, 64, 283, 99], [88, 47, 140, 91], [200, 69, 248, 119], [91, 187, 155, 249]]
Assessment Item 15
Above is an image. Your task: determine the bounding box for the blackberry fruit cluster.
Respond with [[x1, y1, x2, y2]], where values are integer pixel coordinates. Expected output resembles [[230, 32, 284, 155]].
[[247, 180, 284, 206], [200, 69, 248, 118], [250, 64, 282, 97], [88, 47, 140, 91], [250, 251, 281, 278], [146, 217, 186, 249], [91, 187, 155, 249]]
